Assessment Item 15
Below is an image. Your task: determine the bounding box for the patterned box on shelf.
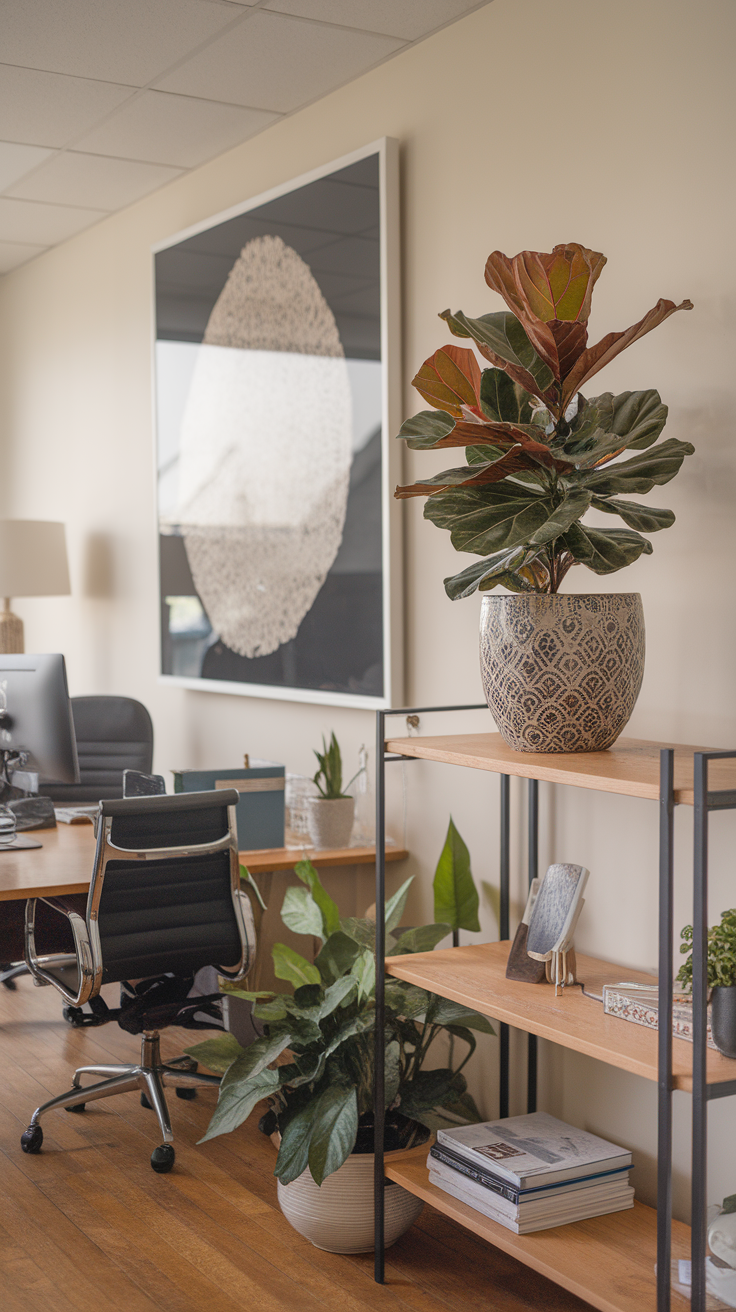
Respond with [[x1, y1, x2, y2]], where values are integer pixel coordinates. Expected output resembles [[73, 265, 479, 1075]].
[[172, 761, 285, 850], [603, 983, 716, 1049]]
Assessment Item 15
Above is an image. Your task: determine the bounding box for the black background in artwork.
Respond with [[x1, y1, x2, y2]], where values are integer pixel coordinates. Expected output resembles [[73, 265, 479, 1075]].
[[156, 154, 384, 697]]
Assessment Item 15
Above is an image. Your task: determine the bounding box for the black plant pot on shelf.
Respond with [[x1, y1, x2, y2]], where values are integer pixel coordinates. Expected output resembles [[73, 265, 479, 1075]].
[[711, 985, 736, 1059]]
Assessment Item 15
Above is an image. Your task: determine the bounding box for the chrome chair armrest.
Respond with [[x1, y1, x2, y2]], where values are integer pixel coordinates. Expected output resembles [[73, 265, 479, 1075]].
[[25, 898, 98, 1007], [217, 887, 257, 984]]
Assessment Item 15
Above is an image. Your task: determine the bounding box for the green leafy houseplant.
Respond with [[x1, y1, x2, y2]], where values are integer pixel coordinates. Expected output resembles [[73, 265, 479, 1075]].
[[677, 909, 736, 990], [186, 859, 493, 1187], [313, 732, 359, 800], [395, 242, 694, 599], [433, 817, 480, 934]]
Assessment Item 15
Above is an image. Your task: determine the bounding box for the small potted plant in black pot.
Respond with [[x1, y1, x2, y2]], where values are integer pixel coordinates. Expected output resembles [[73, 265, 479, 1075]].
[[677, 908, 736, 1058], [307, 732, 359, 850]]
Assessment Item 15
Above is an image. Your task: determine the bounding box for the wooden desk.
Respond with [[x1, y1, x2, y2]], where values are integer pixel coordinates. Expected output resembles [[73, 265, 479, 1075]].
[[0, 823, 408, 901]]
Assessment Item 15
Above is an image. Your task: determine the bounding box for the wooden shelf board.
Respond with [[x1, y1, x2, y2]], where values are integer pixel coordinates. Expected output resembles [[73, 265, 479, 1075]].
[[386, 940, 736, 1091], [386, 1146, 691, 1312], [383, 733, 736, 806], [239, 843, 408, 874]]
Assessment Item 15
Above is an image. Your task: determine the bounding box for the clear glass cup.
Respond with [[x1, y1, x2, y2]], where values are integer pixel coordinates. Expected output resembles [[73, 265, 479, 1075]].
[[0, 805, 17, 847]]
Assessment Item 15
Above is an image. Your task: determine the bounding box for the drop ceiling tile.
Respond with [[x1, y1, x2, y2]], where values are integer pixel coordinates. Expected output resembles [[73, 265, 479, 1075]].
[[0, 65, 136, 149], [155, 9, 403, 113], [1, 0, 245, 87], [7, 152, 183, 211], [0, 240, 48, 275], [73, 91, 278, 169], [0, 198, 106, 246], [263, 0, 487, 41], [0, 143, 56, 193]]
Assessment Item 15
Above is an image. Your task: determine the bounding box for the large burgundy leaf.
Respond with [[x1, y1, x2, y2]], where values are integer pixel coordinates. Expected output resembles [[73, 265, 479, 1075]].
[[560, 298, 693, 412], [451, 420, 573, 473], [412, 344, 482, 417], [395, 447, 536, 498], [484, 244, 606, 380]]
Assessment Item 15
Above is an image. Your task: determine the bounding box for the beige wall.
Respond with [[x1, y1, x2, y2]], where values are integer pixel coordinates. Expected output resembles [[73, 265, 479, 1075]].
[[1, 0, 735, 1219]]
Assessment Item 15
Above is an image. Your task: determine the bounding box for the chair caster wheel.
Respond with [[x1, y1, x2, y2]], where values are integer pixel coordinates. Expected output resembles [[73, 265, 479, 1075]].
[[63, 1006, 85, 1027], [176, 1087, 197, 1100], [66, 1101, 86, 1113], [151, 1144, 175, 1173], [2, 977, 17, 991], [21, 1124, 43, 1154], [141, 1091, 153, 1110]]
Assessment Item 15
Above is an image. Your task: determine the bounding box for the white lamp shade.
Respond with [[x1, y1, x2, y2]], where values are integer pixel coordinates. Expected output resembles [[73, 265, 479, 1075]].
[[0, 520, 70, 598]]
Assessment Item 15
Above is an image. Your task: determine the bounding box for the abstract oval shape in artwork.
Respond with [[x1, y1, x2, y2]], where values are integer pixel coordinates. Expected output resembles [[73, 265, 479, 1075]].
[[173, 235, 353, 658]]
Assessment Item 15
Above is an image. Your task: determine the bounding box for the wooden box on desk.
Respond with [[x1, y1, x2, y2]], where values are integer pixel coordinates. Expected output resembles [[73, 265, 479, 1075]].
[[172, 762, 285, 849]]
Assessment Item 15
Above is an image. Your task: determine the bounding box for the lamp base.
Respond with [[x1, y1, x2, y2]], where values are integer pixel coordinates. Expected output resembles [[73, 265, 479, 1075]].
[[0, 608, 23, 654]]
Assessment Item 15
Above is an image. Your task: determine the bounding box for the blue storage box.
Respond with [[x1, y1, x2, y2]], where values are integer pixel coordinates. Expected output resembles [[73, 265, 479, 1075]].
[[172, 760, 285, 850]]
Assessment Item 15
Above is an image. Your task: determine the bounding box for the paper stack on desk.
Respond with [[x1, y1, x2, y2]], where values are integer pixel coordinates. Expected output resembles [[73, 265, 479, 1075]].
[[428, 1112, 634, 1234]]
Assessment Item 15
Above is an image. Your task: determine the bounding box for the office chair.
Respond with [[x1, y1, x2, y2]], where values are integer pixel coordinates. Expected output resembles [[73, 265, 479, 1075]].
[[43, 695, 154, 803], [20, 788, 255, 1173]]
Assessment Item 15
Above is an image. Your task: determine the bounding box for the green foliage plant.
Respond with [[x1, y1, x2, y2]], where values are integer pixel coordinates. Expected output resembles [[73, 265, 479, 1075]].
[[394, 242, 694, 599], [433, 817, 480, 933], [677, 908, 736, 990], [313, 731, 360, 800], [186, 859, 494, 1187]]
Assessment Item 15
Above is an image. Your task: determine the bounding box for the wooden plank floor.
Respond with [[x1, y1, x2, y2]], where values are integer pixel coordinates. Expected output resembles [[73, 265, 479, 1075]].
[[0, 975, 597, 1312]]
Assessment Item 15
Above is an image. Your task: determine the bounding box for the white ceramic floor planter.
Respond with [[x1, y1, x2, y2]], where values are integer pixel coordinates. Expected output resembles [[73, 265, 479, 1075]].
[[277, 1151, 424, 1253]]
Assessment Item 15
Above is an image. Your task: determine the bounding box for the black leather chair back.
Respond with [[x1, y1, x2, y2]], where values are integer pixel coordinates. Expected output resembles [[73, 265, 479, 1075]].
[[46, 696, 154, 803], [95, 791, 244, 984]]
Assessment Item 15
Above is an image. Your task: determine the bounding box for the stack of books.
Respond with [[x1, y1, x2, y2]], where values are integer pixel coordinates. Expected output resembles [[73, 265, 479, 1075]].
[[428, 1112, 634, 1234]]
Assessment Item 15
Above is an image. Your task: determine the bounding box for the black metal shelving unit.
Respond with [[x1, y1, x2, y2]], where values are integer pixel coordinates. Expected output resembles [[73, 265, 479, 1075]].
[[371, 706, 736, 1312]]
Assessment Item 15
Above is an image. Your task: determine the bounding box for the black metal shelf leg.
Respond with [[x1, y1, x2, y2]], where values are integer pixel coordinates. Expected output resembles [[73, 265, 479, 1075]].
[[527, 778, 539, 1116], [499, 774, 510, 1119], [691, 754, 709, 1312], [374, 709, 386, 1284], [657, 749, 675, 1312]]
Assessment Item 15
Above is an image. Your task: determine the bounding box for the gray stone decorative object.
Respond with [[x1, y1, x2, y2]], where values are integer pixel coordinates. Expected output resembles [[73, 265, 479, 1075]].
[[306, 796, 355, 849], [479, 593, 645, 754]]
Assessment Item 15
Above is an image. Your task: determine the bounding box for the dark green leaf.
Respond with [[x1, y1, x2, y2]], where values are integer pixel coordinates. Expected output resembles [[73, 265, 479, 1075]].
[[433, 817, 480, 932], [440, 309, 555, 397], [591, 496, 675, 532], [479, 369, 535, 424], [314, 931, 361, 984], [275, 1101, 314, 1184], [424, 997, 495, 1033], [272, 942, 321, 988], [324, 1012, 373, 1061], [561, 522, 653, 574], [399, 1068, 463, 1116], [307, 1082, 359, 1186], [391, 923, 452, 954], [397, 409, 456, 449], [443, 544, 544, 600], [295, 859, 341, 938], [183, 1032, 244, 1076], [574, 437, 694, 495], [318, 975, 357, 1017], [281, 885, 324, 939], [252, 995, 290, 1022], [350, 947, 376, 1000], [339, 916, 376, 949], [220, 1030, 292, 1092], [425, 483, 550, 556], [199, 1065, 280, 1143]]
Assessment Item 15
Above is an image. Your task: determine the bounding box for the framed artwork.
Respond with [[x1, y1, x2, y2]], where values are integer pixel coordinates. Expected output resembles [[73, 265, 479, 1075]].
[[152, 138, 402, 708]]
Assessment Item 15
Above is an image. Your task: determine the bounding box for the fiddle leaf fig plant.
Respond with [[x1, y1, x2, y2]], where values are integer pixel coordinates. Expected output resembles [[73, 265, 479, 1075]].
[[395, 243, 694, 598], [186, 859, 493, 1187]]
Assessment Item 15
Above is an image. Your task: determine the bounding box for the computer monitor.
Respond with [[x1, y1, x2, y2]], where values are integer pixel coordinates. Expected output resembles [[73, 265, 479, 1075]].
[[0, 653, 79, 787]]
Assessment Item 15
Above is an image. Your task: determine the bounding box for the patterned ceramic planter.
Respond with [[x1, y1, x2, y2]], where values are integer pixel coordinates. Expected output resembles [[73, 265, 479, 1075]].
[[479, 593, 645, 754], [277, 1149, 424, 1253]]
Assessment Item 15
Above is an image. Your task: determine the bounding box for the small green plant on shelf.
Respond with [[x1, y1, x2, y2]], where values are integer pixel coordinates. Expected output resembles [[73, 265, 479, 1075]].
[[312, 731, 360, 800], [185, 859, 493, 1186], [677, 908, 736, 990]]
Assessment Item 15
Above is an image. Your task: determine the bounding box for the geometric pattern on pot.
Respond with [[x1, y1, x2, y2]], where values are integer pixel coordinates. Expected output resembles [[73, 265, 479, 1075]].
[[480, 593, 645, 753]]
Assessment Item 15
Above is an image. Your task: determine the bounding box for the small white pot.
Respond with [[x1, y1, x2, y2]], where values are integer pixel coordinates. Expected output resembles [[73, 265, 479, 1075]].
[[277, 1150, 424, 1253], [306, 795, 354, 849]]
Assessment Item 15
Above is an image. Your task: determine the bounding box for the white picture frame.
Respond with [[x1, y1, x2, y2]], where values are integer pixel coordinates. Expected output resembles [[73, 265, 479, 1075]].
[[151, 137, 402, 710]]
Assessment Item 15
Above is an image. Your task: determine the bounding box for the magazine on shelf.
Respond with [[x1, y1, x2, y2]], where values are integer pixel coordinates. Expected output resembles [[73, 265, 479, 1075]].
[[429, 1158, 632, 1224], [435, 1112, 632, 1188], [428, 1144, 632, 1205], [428, 1168, 635, 1234]]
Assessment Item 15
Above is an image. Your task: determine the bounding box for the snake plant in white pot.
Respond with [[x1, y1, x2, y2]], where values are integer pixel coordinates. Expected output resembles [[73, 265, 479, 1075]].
[[186, 857, 493, 1253]]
